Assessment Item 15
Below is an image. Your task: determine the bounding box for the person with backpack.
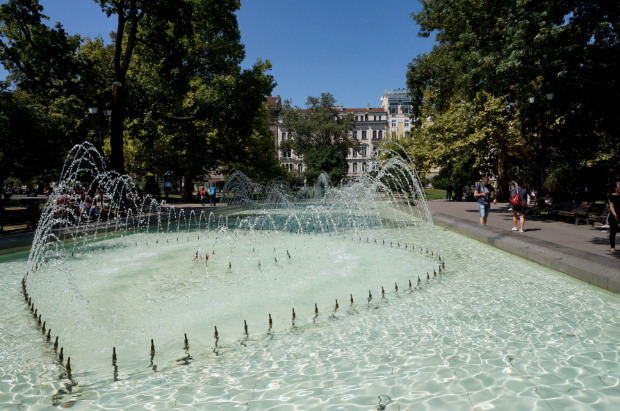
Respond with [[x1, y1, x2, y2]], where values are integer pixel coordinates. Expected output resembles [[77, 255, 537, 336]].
[[200, 188, 206, 206], [511, 180, 528, 232], [607, 181, 620, 253], [474, 176, 497, 225]]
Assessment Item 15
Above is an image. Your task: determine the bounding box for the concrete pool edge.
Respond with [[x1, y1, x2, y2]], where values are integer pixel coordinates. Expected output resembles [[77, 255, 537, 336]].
[[432, 212, 620, 294]]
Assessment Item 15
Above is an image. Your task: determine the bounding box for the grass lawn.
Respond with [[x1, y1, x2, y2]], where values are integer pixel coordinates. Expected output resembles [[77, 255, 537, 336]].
[[423, 189, 446, 200]]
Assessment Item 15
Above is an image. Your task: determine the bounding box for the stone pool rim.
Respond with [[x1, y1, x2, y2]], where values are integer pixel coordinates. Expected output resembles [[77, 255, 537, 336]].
[[432, 211, 620, 294]]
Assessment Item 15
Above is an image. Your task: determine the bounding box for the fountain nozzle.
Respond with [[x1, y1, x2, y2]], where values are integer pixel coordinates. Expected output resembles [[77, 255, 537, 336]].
[[368, 290, 372, 302], [315, 303, 318, 316], [184, 333, 189, 347], [292, 308, 296, 321], [395, 282, 398, 292], [59, 347, 64, 362], [112, 347, 117, 363], [244, 320, 248, 335], [229, 262, 231, 269], [151, 339, 155, 354], [335, 300, 339, 311], [434, 269, 437, 277], [417, 276, 421, 285], [381, 287, 385, 298], [269, 314, 272, 328], [54, 336, 58, 350], [350, 294, 354, 305], [66, 357, 71, 374], [409, 279, 412, 290], [46, 328, 51, 341], [427, 272, 430, 280], [42, 321, 46, 333]]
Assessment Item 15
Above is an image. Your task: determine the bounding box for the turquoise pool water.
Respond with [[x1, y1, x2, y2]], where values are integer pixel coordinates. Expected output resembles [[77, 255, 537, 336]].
[[2, 224, 620, 410]]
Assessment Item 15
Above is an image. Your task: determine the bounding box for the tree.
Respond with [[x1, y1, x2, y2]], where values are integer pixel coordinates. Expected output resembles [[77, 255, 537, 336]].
[[407, 0, 620, 193], [280, 93, 360, 185], [1, 0, 275, 176]]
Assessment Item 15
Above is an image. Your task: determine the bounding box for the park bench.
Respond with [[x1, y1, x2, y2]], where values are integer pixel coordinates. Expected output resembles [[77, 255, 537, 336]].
[[525, 198, 545, 216], [553, 202, 592, 224], [587, 204, 610, 227]]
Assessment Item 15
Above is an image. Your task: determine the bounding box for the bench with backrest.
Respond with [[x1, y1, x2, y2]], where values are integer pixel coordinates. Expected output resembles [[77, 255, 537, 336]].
[[587, 204, 610, 227], [553, 202, 592, 224], [0, 210, 32, 234]]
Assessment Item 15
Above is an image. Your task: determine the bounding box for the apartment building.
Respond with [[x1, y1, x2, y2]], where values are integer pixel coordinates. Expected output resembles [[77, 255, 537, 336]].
[[380, 89, 412, 139], [277, 104, 388, 182]]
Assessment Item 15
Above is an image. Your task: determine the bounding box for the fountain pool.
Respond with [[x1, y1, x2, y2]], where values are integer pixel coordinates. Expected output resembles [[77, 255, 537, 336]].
[[3, 225, 620, 410], [2, 144, 620, 410]]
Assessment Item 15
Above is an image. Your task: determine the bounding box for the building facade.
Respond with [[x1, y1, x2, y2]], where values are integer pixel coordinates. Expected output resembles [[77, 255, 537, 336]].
[[277, 104, 388, 183], [380, 89, 412, 139]]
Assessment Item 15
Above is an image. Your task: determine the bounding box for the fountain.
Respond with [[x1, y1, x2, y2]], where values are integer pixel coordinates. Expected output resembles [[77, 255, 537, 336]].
[[3, 143, 620, 409]]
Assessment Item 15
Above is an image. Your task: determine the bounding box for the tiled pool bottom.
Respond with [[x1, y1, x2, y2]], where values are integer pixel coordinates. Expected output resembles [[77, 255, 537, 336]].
[[2, 227, 620, 410]]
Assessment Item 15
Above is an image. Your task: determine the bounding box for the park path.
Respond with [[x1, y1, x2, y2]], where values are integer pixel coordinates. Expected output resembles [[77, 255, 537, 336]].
[[428, 200, 618, 263]]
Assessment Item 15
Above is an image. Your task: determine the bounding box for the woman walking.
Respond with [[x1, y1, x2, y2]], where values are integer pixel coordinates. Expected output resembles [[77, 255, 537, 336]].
[[607, 181, 620, 253], [511, 180, 528, 232]]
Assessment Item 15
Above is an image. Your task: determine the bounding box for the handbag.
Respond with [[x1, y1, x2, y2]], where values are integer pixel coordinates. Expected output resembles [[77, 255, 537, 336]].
[[510, 189, 523, 207]]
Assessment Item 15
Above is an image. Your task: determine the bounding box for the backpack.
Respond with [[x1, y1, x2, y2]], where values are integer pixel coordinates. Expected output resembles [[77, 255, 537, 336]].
[[510, 189, 523, 207]]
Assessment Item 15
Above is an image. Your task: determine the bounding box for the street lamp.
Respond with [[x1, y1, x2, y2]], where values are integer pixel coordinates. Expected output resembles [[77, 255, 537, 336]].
[[88, 106, 112, 150], [545, 92, 554, 101], [528, 96, 535, 104]]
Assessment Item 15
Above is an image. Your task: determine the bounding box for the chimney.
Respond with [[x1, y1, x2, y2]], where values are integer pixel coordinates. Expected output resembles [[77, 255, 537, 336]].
[[340, 103, 343, 111], [366, 103, 370, 110]]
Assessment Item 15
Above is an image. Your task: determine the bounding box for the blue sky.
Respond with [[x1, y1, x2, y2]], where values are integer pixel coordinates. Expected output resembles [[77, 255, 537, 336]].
[[1, 0, 435, 108]]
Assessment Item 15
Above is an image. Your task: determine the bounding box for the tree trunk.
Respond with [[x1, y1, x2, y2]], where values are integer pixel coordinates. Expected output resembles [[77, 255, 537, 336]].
[[183, 160, 194, 204], [110, 87, 126, 174], [496, 139, 509, 201]]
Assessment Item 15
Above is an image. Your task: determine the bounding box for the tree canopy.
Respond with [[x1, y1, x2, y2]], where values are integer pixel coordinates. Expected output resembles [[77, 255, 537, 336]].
[[406, 0, 619, 196], [1, 0, 277, 184]]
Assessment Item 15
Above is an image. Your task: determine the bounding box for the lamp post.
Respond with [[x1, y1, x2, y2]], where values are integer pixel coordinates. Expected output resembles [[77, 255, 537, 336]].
[[88, 107, 112, 152], [529, 92, 553, 195]]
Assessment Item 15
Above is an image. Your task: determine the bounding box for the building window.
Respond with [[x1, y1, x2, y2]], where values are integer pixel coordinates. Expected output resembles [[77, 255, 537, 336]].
[[361, 131, 367, 139], [403, 106, 410, 114], [362, 162, 368, 172], [373, 130, 377, 139], [404, 121, 410, 127], [352, 130, 357, 139], [282, 132, 286, 140], [353, 162, 358, 173], [390, 105, 397, 115], [361, 145, 367, 157], [391, 120, 397, 127], [352, 149, 358, 158], [378, 130, 383, 139], [344, 163, 349, 173], [298, 164, 303, 173]]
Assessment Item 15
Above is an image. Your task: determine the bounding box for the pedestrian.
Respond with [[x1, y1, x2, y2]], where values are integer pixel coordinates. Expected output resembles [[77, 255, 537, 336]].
[[209, 184, 216, 206], [607, 181, 620, 253], [200, 187, 206, 206], [511, 180, 528, 232], [474, 176, 497, 225], [465, 185, 471, 202], [446, 185, 452, 201]]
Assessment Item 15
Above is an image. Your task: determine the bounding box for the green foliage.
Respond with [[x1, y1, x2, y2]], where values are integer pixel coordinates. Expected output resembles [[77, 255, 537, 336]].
[[280, 93, 360, 185], [407, 0, 620, 194], [0, 87, 75, 186]]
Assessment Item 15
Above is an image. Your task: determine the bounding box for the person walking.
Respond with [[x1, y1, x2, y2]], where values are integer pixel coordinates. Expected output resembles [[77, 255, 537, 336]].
[[446, 185, 453, 201], [200, 188, 206, 206], [607, 181, 620, 253], [474, 176, 497, 225], [511, 180, 528, 232], [209, 185, 216, 206]]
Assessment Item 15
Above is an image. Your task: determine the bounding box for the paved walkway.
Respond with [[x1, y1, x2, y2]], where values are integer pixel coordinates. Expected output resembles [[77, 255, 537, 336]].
[[428, 200, 618, 262]]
